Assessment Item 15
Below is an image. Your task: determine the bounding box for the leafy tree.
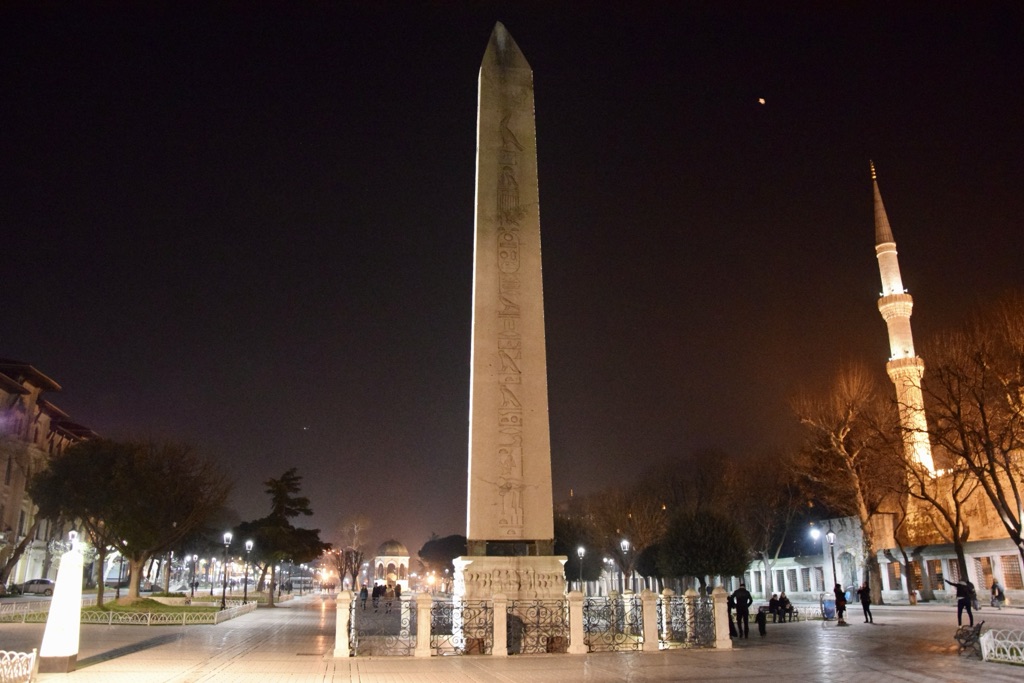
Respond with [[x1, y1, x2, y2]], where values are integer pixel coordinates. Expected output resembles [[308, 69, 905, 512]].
[[30, 440, 229, 602], [657, 510, 750, 592], [418, 534, 467, 576], [240, 468, 328, 606]]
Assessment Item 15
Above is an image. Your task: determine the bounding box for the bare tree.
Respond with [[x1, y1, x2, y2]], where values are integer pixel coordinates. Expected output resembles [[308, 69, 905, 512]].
[[733, 451, 803, 597], [923, 292, 1024, 564], [582, 484, 668, 591], [793, 364, 894, 601]]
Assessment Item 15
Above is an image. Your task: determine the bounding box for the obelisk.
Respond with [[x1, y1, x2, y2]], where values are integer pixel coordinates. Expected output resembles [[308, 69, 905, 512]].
[[456, 22, 566, 601]]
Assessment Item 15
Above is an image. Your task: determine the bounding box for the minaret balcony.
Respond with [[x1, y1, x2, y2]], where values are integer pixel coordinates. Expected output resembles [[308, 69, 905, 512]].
[[878, 292, 913, 319], [886, 356, 925, 376]]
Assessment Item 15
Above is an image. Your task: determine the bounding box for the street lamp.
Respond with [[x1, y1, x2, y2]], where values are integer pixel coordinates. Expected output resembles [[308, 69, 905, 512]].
[[242, 540, 253, 603], [825, 523, 838, 590], [220, 532, 232, 610], [115, 544, 126, 600], [190, 554, 198, 599], [620, 539, 630, 593], [577, 546, 586, 593]]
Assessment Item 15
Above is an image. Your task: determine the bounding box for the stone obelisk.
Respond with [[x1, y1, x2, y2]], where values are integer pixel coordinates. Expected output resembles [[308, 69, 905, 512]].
[[456, 22, 566, 601]]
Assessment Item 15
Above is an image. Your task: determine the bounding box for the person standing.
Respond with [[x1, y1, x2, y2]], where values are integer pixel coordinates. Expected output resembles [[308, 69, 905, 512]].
[[944, 578, 974, 626], [731, 582, 753, 638], [834, 584, 848, 625], [857, 582, 873, 623]]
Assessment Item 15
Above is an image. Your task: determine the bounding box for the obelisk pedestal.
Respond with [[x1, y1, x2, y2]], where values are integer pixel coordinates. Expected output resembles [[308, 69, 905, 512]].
[[457, 23, 566, 603]]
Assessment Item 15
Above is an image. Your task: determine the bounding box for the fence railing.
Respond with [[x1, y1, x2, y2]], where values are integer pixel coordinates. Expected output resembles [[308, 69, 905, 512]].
[[508, 599, 570, 654], [430, 599, 493, 655], [0, 596, 97, 617], [334, 587, 729, 658], [583, 595, 644, 652], [0, 600, 256, 625], [981, 629, 1024, 665], [0, 649, 36, 683]]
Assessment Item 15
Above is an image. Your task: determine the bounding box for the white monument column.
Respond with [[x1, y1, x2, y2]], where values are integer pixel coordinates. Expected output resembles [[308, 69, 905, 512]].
[[458, 22, 566, 601], [39, 531, 84, 673]]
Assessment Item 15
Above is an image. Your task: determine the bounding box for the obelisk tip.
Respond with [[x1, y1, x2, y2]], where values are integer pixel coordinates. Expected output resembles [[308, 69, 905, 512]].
[[870, 160, 877, 181], [483, 21, 531, 70]]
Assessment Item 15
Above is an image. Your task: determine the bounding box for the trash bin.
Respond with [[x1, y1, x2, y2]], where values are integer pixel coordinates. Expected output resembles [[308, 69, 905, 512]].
[[822, 598, 836, 620]]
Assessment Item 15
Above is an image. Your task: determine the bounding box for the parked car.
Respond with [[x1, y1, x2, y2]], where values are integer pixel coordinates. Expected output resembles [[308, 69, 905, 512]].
[[20, 579, 55, 595]]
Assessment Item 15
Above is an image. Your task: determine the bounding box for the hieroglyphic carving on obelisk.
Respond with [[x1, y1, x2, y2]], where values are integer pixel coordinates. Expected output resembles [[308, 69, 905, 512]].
[[466, 22, 555, 554]]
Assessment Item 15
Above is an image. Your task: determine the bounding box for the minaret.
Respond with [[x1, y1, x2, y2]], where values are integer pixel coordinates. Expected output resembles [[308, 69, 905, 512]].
[[872, 162, 935, 474]]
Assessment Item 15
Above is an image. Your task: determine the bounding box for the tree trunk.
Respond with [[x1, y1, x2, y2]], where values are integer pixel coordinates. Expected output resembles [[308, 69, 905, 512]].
[[267, 565, 276, 607], [95, 546, 108, 607], [0, 518, 42, 585]]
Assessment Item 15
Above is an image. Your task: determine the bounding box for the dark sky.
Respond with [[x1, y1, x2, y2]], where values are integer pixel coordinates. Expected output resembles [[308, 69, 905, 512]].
[[3, 2, 1022, 556]]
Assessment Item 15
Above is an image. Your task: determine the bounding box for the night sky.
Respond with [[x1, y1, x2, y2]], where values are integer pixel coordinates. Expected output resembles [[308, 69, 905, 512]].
[[3, 2, 1022, 556]]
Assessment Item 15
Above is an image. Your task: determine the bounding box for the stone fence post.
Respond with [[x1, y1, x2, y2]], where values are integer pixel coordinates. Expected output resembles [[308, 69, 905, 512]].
[[712, 585, 732, 649], [415, 594, 432, 658], [567, 590, 587, 654], [334, 591, 353, 658], [492, 593, 508, 657], [661, 588, 675, 640], [641, 589, 659, 652]]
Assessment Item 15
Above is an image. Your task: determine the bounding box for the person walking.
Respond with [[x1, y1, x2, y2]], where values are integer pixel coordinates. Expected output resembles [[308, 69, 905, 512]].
[[834, 583, 848, 625], [991, 579, 1005, 609], [731, 582, 753, 639], [857, 582, 873, 623], [944, 578, 974, 626], [359, 585, 368, 610]]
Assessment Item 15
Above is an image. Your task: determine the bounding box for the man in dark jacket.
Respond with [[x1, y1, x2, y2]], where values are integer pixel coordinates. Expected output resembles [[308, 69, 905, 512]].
[[945, 578, 975, 626], [731, 583, 754, 638]]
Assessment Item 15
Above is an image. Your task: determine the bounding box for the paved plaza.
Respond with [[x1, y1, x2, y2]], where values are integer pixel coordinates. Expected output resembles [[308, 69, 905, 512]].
[[1, 595, 1022, 682]]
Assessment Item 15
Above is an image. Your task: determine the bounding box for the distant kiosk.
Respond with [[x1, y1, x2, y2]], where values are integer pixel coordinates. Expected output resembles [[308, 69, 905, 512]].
[[373, 539, 410, 593]]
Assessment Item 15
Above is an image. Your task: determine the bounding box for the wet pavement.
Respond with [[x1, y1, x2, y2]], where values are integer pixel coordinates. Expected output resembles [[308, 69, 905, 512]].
[[0, 594, 1021, 682]]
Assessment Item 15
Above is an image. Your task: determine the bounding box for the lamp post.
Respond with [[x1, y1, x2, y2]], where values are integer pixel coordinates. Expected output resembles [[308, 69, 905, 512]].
[[115, 545, 126, 600], [620, 539, 630, 593], [825, 523, 838, 590], [220, 532, 232, 610], [242, 540, 253, 603], [577, 546, 585, 593], [190, 554, 198, 599]]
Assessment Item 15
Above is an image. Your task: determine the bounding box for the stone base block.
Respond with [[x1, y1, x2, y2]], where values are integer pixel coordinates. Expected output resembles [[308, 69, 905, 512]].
[[454, 555, 567, 601]]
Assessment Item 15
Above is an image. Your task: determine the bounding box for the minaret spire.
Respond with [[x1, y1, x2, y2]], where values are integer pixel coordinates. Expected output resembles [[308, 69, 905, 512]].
[[873, 163, 935, 474]]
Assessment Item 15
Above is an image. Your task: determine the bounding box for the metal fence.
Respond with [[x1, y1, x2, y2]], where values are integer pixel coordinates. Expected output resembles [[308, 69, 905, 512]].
[[430, 599, 493, 655], [0, 649, 36, 683], [657, 594, 715, 648], [507, 599, 569, 654], [0, 600, 255, 625], [583, 595, 643, 652], [349, 595, 416, 656]]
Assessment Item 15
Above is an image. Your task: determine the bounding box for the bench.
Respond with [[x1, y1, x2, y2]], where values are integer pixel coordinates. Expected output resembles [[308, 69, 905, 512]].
[[954, 621, 984, 658], [757, 605, 799, 622]]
